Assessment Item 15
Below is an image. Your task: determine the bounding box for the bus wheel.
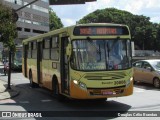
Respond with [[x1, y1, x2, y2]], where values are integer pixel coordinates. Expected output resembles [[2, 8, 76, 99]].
[[52, 80, 65, 101], [29, 71, 36, 88], [153, 78, 160, 88]]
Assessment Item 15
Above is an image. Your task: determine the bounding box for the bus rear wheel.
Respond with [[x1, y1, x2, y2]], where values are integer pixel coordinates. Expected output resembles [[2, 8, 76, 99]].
[[52, 80, 65, 101], [29, 71, 36, 88]]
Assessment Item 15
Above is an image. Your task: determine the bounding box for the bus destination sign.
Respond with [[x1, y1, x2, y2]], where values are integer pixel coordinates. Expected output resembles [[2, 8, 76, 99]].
[[73, 26, 129, 36]]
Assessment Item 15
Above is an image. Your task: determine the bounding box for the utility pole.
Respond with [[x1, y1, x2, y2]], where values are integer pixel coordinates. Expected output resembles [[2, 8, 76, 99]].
[[7, 49, 12, 89]]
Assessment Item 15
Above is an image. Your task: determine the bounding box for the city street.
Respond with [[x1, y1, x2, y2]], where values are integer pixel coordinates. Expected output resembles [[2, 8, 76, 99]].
[[0, 68, 160, 120], [1, 0, 160, 120]]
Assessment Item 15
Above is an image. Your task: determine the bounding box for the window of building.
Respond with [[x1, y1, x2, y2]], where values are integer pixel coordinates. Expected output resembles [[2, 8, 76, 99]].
[[41, 0, 49, 3], [18, 17, 49, 27], [33, 29, 46, 34], [17, 27, 22, 31], [24, 28, 30, 32], [32, 21, 49, 27], [15, 0, 22, 5], [32, 5, 49, 13], [18, 18, 24, 22], [4, 0, 22, 5], [24, 2, 30, 8], [25, 20, 32, 24]]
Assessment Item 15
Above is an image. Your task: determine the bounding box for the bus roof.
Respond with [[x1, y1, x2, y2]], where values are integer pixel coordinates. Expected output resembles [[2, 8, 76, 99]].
[[22, 23, 129, 43]]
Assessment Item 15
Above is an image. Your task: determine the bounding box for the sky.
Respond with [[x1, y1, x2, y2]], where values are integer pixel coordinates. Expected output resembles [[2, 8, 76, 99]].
[[50, 0, 160, 27]]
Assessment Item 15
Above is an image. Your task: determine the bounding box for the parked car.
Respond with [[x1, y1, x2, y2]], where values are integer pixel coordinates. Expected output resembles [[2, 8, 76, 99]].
[[133, 59, 160, 88]]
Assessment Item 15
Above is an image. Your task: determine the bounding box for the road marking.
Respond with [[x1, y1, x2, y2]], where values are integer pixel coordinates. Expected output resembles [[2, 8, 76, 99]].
[[41, 99, 53, 102], [134, 88, 145, 93], [0, 99, 16, 104], [19, 101, 29, 103]]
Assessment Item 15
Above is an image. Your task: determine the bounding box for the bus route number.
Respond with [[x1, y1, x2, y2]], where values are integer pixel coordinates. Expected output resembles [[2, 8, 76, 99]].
[[114, 80, 126, 85]]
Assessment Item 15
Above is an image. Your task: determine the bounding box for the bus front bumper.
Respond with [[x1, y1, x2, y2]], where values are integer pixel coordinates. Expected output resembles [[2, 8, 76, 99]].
[[70, 80, 133, 99]]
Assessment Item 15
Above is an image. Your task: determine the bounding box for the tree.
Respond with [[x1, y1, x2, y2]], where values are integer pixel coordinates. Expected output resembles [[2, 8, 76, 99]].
[[49, 7, 63, 30], [0, 2, 17, 89], [0, 2, 17, 49], [156, 24, 160, 51], [78, 8, 159, 50]]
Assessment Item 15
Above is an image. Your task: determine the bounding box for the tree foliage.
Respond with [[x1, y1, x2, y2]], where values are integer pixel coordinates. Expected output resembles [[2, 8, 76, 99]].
[[49, 7, 63, 30], [0, 3, 17, 49], [78, 8, 160, 51]]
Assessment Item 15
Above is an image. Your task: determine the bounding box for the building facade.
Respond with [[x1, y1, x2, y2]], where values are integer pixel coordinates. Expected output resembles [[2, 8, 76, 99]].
[[1, 0, 49, 44]]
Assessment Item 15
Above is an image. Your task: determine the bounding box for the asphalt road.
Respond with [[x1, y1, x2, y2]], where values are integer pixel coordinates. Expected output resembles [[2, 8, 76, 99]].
[[0, 68, 160, 120]]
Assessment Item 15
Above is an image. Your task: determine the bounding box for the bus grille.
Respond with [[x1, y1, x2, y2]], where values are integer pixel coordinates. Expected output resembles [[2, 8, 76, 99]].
[[88, 88, 124, 96], [84, 72, 126, 80]]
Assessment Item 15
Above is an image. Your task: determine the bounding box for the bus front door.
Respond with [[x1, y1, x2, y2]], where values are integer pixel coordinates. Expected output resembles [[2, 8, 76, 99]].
[[61, 37, 69, 95], [37, 41, 43, 84]]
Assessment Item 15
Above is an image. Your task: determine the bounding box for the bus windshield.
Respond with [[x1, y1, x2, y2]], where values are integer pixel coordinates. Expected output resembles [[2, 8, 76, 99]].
[[71, 39, 132, 71]]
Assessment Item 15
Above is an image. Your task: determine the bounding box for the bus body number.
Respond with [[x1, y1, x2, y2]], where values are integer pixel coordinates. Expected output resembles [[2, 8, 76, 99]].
[[114, 80, 126, 85]]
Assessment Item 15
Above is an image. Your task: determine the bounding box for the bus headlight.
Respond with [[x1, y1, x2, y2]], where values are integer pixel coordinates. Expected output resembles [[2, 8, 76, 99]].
[[73, 80, 87, 90], [79, 82, 87, 90], [126, 77, 133, 87], [73, 80, 78, 85]]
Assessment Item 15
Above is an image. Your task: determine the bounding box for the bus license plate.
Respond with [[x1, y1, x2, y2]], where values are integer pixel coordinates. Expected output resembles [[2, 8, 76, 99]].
[[102, 91, 113, 95]]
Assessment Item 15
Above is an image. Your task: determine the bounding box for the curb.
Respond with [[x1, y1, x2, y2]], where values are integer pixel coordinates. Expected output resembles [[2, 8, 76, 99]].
[[0, 80, 20, 100], [0, 88, 20, 100]]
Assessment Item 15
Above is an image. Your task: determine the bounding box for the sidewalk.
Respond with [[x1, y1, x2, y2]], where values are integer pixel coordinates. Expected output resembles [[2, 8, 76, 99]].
[[0, 80, 20, 100], [0, 61, 20, 100]]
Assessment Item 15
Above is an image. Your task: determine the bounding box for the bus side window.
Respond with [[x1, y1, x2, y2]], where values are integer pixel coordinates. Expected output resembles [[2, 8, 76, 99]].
[[43, 37, 50, 60], [51, 36, 59, 61], [32, 41, 37, 59], [28, 42, 32, 58]]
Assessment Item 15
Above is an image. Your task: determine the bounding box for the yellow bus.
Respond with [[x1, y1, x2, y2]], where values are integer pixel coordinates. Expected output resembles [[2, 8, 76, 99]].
[[22, 23, 133, 101]]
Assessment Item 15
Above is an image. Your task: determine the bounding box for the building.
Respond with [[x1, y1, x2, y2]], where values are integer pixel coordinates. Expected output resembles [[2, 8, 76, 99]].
[[1, 0, 50, 45], [1, 0, 97, 45]]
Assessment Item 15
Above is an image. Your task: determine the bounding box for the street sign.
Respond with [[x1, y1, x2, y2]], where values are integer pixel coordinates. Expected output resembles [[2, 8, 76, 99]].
[[49, 0, 96, 5]]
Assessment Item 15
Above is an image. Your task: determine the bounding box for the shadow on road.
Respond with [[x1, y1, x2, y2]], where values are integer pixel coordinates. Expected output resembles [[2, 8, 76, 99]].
[[0, 82, 132, 120], [134, 82, 160, 91]]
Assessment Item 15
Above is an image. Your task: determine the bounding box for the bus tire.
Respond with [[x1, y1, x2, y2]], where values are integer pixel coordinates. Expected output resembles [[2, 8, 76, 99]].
[[52, 78, 65, 101], [29, 71, 36, 88]]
